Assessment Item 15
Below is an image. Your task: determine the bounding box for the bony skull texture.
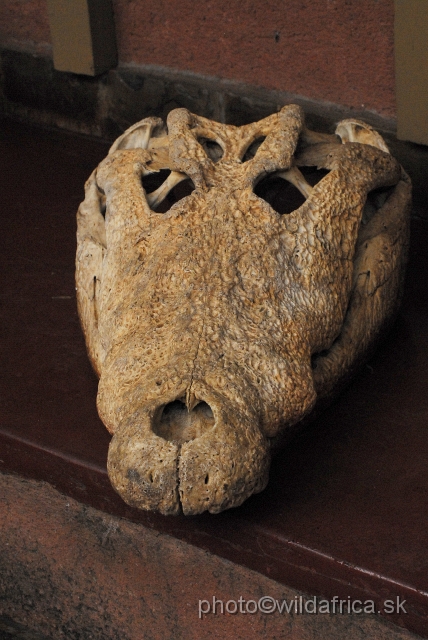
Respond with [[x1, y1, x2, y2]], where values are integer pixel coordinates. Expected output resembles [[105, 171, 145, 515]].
[[76, 105, 411, 515]]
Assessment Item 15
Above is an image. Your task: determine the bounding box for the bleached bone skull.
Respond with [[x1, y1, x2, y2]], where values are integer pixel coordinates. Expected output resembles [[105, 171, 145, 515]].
[[76, 105, 411, 515]]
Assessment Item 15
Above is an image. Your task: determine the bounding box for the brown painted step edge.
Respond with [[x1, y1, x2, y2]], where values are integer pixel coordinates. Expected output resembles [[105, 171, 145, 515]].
[[1, 431, 427, 638]]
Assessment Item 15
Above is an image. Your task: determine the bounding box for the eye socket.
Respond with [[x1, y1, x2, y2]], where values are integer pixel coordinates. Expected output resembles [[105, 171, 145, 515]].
[[141, 169, 195, 213], [299, 166, 330, 187], [142, 169, 171, 194], [254, 166, 330, 215], [198, 137, 224, 162], [164, 179, 195, 212], [242, 136, 266, 162], [254, 175, 305, 215]]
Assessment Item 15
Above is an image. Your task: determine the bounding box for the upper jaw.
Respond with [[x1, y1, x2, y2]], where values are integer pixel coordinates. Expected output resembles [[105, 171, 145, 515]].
[[105, 384, 270, 516]]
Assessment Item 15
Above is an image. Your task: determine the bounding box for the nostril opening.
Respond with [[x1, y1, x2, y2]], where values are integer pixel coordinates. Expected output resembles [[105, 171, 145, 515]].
[[152, 399, 215, 444]]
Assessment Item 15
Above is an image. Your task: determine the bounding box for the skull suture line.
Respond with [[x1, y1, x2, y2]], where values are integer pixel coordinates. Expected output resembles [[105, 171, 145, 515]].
[[76, 105, 411, 515]]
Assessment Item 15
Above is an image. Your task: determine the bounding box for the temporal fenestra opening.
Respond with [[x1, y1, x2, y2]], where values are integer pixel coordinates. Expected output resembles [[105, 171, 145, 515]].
[[242, 136, 266, 162], [197, 137, 224, 162]]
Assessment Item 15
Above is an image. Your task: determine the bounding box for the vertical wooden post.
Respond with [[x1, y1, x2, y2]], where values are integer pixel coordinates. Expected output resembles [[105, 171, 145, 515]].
[[395, 0, 428, 144], [47, 0, 117, 76]]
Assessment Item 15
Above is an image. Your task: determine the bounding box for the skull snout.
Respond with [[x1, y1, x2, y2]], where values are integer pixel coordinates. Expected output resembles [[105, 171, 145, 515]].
[[106, 390, 271, 516]]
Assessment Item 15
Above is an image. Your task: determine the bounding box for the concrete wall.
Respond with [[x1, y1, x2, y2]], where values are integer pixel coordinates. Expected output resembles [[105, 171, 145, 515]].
[[0, 0, 396, 117]]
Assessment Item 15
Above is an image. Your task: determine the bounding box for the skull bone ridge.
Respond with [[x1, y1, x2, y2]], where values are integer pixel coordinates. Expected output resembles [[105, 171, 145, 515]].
[[76, 105, 411, 515]]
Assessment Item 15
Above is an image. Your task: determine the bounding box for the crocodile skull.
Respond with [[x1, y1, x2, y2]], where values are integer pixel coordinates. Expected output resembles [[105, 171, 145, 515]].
[[76, 105, 411, 515]]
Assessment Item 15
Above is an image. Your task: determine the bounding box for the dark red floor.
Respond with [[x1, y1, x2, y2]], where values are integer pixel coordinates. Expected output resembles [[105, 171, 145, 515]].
[[1, 117, 427, 637], [0, 614, 51, 640]]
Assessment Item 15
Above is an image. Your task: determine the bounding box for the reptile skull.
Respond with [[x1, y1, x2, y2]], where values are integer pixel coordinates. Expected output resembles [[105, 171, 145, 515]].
[[76, 105, 410, 515]]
